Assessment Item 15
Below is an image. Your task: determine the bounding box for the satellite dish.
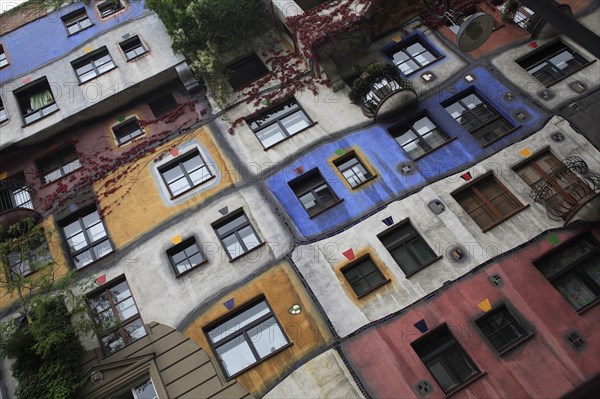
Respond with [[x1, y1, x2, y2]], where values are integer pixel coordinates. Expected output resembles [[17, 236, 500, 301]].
[[449, 12, 495, 52]]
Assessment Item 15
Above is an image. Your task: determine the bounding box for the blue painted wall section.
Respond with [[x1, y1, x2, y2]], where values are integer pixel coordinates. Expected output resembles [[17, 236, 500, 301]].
[[267, 67, 547, 239], [0, 0, 147, 84]]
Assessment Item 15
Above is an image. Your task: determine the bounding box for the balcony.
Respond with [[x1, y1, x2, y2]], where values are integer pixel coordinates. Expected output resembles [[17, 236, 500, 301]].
[[349, 63, 419, 121], [499, 1, 572, 39], [0, 178, 38, 233], [530, 157, 600, 225]]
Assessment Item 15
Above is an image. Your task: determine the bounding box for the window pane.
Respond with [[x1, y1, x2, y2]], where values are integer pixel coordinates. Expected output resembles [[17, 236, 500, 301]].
[[247, 317, 288, 358], [281, 110, 310, 134], [110, 281, 132, 303], [94, 308, 117, 330], [93, 239, 113, 260], [162, 165, 184, 184], [188, 166, 211, 185], [392, 245, 421, 274], [102, 331, 125, 355], [215, 214, 247, 237], [116, 297, 138, 321], [222, 234, 243, 259], [216, 338, 256, 377], [399, 59, 419, 74], [428, 359, 456, 392], [238, 225, 260, 251], [554, 273, 597, 309], [208, 301, 270, 343], [582, 259, 600, 286], [257, 124, 287, 147], [134, 378, 158, 399], [124, 319, 146, 342]]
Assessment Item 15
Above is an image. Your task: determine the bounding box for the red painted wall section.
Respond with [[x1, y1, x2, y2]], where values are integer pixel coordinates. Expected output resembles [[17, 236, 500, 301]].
[[342, 226, 600, 399]]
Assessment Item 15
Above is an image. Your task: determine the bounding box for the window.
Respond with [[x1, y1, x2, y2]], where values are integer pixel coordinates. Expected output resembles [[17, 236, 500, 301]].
[[0, 172, 33, 212], [247, 98, 312, 148], [72, 47, 116, 83], [475, 304, 528, 353], [166, 237, 206, 276], [444, 91, 513, 146], [37, 146, 81, 184], [534, 234, 600, 310], [226, 54, 269, 90], [378, 221, 438, 276], [517, 40, 590, 86], [0, 98, 7, 123], [213, 210, 262, 260], [412, 325, 481, 394], [149, 94, 177, 118], [120, 35, 147, 60], [514, 150, 588, 221], [289, 169, 340, 217], [205, 298, 289, 378], [14, 78, 58, 124], [341, 256, 388, 297], [60, 207, 113, 269], [111, 376, 158, 399], [452, 174, 524, 231], [88, 278, 146, 355], [112, 118, 144, 145], [7, 240, 52, 277], [97, 1, 124, 18], [0, 45, 8, 68], [386, 37, 440, 75], [61, 8, 92, 35], [391, 115, 449, 159], [158, 149, 213, 198], [333, 152, 374, 188]]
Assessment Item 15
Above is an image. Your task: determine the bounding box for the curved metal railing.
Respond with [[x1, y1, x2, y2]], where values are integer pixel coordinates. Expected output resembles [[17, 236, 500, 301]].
[[361, 74, 415, 118], [0, 178, 35, 213], [530, 156, 600, 221]]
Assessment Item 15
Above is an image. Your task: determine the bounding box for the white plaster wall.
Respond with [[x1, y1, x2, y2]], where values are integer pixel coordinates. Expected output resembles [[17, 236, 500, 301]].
[[264, 349, 364, 399], [490, 11, 600, 110], [292, 116, 600, 338], [0, 13, 185, 148]]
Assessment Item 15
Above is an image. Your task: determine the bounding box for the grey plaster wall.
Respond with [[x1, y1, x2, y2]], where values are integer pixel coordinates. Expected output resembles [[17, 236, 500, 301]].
[[0, 13, 184, 148], [291, 116, 600, 338]]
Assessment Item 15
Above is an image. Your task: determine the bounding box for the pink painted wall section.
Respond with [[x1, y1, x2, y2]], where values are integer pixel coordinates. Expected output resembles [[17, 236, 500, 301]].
[[342, 226, 600, 399]]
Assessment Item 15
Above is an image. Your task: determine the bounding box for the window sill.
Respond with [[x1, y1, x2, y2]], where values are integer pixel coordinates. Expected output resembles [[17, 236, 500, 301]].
[[125, 51, 150, 62], [412, 137, 457, 161], [444, 372, 487, 398], [403, 255, 443, 278], [168, 174, 217, 200], [480, 204, 530, 233], [225, 341, 294, 380], [542, 59, 596, 88], [308, 199, 344, 219], [228, 242, 266, 263], [497, 333, 535, 356], [21, 107, 60, 127], [349, 175, 378, 190], [66, 24, 95, 37], [262, 122, 319, 151], [73, 249, 114, 272], [174, 259, 208, 278], [481, 125, 522, 148], [576, 297, 600, 315], [355, 278, 392, 299], [78, 66, 118, 85]]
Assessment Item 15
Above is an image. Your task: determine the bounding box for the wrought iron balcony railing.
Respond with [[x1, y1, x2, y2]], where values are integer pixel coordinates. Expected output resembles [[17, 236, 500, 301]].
[[530, 156, 600, 222], [0, 178, 34, 213], [361, 74, 417, 120]]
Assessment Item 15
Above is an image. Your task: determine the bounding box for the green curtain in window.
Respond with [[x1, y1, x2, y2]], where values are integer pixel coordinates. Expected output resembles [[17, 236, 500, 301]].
[[30, 90, 53, 111]]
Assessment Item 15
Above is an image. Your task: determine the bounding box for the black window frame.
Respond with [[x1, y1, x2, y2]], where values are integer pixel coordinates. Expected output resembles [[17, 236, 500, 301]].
[[475, 304, 530, 354], [37, 146, 82, 184], [59, 206, 114, 270], [378, 220, 439, 276], [0, 172, 34, 213], [157, 148, 214, 199], [61, 8, 93, 35], [71, 47, 116, 83], [247, 97, 313, 149], [204, 296, 290, 379], [166, 236, 207, 277], [0, 97, 7, 123], [14, 77, 59, 125], [412, 324, 481, 395], [0, 44, 8, 68], [112, 118, 144, 146], [6, 239, 52, 278], [212, 209, 263, 261], [149, 93, 178, 118], [533, 233, 600, 311], [341, 255, 389, 298], [516, 39, 591, 87], [119, 35, 147, 61], [333, 151, 375, 189], [384, 36, 442, 76], [97, 0, 124, 18], [86, 277, 146, 356], [225, 54, 269, 90], [289, 169, 341, 218], [390, 113, 451, 160], [443, 90, 515, 147]]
